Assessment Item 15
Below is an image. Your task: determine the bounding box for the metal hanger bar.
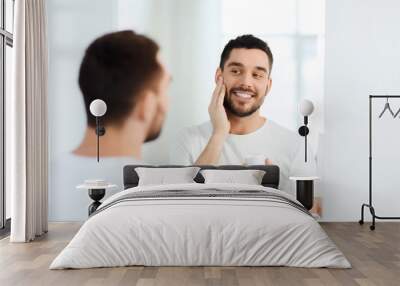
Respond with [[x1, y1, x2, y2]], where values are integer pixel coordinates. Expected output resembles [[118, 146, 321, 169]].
[[370, 95, 400, 98]]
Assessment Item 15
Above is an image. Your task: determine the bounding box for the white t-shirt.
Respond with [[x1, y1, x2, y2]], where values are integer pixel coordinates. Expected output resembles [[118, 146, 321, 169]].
[[170, 120, 317, 195], [49, 153, 140, 222]]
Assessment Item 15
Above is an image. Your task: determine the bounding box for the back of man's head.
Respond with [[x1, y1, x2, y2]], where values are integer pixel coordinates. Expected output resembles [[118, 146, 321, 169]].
[[79, 30, 161, 128]]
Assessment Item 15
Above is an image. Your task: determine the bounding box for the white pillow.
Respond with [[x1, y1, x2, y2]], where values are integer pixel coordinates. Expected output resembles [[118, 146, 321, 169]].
[[135, 167, 200, 186], [200, 169, 266, 185]]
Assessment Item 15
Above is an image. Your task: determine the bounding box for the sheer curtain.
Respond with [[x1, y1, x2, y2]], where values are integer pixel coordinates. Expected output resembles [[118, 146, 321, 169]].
[[9, 0, 48, 242]]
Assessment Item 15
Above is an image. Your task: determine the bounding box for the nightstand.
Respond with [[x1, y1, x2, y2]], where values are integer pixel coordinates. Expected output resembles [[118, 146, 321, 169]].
[[77, 181, 117, 216], [289, 176, 319, 210]]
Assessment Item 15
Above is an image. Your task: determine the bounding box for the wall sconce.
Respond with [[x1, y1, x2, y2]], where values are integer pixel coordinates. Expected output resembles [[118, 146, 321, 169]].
[[89, 99, 107, 162], [298, 99, 314, 162]]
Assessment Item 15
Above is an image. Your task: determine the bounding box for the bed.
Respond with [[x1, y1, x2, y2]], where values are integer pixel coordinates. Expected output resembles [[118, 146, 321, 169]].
[[50, 165, 350, 269]]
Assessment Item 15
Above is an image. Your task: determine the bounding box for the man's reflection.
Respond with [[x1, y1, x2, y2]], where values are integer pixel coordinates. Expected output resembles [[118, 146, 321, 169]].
[[170, 34, 316, 194]]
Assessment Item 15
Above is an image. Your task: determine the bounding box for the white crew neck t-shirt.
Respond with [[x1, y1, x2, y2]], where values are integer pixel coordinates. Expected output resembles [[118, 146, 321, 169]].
[[170, 120, 317, 194], [49, 153, 140, 222]]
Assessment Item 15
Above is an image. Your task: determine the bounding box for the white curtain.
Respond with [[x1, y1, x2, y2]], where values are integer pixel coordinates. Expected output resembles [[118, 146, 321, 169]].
[[9, 0, 48, 242]]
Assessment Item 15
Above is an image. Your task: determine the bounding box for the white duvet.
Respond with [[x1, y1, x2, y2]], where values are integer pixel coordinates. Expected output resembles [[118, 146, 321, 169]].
[[50, 183, 351, 269]]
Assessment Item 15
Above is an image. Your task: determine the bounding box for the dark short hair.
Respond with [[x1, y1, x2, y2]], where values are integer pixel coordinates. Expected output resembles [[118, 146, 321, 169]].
[[219, 34, 273, 73], [79, 30, 161, 127]]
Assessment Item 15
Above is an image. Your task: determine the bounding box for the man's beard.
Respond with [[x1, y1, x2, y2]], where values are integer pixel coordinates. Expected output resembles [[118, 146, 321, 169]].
[[223, 89, 264, 117], [145, 129, 161, 143], [144, 114, 164, 143]]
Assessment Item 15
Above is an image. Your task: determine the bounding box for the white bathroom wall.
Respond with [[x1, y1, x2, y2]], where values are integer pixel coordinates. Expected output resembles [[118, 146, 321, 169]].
[[321, 0, 400, 221], [47, 0, 118, 159]]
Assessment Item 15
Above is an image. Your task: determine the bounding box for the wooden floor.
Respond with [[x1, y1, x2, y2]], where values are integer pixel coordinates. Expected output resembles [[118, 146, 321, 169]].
[[0, 222, 399, 286]]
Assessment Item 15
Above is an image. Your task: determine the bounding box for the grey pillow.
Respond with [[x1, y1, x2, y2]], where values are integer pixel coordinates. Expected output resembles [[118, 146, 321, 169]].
[[135, 167, 201, 186], [200, 169, 266, 185]]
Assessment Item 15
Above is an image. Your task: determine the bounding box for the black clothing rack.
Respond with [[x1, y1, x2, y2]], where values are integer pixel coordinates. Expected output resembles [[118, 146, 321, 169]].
[[359, 95, 400, 230]]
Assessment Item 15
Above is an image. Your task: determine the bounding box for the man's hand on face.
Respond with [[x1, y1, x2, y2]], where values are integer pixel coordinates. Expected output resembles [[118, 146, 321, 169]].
[[208, 77, 230, 138]]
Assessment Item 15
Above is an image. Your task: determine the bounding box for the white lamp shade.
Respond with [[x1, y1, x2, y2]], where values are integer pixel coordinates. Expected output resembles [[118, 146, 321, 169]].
[[299, 99, 314, 116], [90, 99, 107, 117]]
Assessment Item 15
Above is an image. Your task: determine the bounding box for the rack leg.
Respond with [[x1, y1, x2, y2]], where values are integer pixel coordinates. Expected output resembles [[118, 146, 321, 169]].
[[369, 206, 376, 231], [359, 204, 376, 230], [360, 203, 400, 230], [359, 204, 366, 225]]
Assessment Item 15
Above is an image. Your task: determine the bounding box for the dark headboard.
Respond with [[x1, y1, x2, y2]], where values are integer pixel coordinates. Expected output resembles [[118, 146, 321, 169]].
[[123, 165, 280, 189]]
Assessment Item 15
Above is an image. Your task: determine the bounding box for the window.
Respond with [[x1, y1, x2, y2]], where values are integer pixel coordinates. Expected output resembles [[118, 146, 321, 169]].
[[221, 0, 325, 131], [0, 0, 14, 233]]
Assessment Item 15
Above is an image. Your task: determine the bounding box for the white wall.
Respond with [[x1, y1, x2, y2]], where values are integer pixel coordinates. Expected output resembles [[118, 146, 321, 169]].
[[47, 0, 118, 158], [321, 0, 400, 221]]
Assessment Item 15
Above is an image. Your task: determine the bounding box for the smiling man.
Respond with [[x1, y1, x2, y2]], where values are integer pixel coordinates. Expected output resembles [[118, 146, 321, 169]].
[[170, 34, 316, 194]]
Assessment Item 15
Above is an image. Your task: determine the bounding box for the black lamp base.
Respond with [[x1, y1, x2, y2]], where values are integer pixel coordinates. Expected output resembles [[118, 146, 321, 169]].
[[296, 180, 314, 210], [88, 188, 105, 216]]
